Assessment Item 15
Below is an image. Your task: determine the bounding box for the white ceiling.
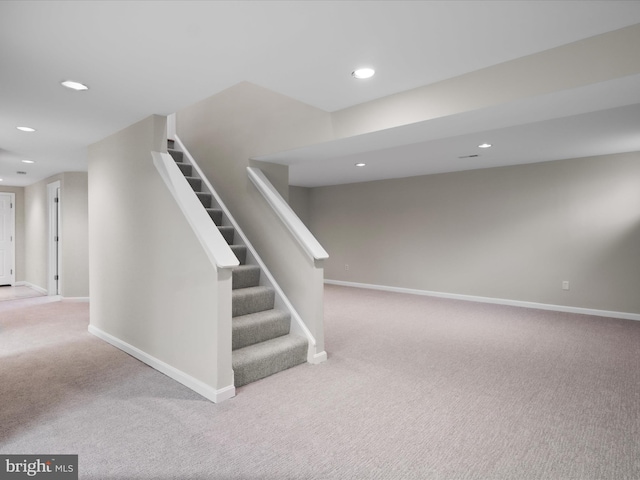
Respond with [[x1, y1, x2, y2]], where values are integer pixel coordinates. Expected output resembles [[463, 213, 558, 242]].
[[2, 1, 640, 187]]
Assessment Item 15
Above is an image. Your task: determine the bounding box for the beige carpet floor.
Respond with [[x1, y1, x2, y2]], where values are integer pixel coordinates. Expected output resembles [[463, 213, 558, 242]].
[[0, 285, 45, 302], [1, 286, 639, 479]]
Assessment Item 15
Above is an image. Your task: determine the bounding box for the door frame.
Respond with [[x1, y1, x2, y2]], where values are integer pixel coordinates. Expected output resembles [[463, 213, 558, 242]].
[[0, 192, 16, 286], [47, 181, 61, 296]]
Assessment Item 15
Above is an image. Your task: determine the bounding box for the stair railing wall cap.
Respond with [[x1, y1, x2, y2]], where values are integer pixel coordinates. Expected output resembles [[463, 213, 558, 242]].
[[246, 166, 329, 261], [151, 151, 239, 270]]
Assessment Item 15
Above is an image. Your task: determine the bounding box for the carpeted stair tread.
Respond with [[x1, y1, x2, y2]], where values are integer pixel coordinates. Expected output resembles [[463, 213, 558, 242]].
[[230, 245, 247, 264], [232, 286, 274, 317], [218, 226, 235, 244], [232, 265, 261, 289], [233, 309, 291, 350], [232, 334, 307, 387]]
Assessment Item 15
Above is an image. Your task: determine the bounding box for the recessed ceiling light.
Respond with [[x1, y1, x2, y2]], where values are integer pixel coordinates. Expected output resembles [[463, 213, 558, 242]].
[[352, 68, 375, 79], [478, 143, 492, 148], [21, 159, 35, 164], [61, 80, 89, 91], [17, 126, 36, 132], [0, 178, 3, 182], [355, 163, 366, 167]]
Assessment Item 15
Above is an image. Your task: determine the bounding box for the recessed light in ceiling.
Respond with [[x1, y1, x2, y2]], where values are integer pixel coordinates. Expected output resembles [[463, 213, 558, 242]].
[[0, 178, 3, 182], [352, 68, 375, 79], [21, 159, 35, 164], [478, 143, 492, 148], [61, 80, 89, 91], [17, 126, 36, 132], [355, 162, 366, 167]]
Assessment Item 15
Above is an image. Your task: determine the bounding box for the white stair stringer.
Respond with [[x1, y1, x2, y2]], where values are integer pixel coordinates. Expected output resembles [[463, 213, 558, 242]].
[[174, 135, 327, 365]]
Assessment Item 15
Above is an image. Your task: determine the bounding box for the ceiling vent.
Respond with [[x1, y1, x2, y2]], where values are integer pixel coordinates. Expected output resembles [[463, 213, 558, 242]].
[[17, 171, 27, 175], [458, 154, 480, 159]]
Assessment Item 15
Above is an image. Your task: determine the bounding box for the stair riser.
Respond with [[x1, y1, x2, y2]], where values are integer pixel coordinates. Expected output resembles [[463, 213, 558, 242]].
[[197, 193, 212, 208], [168, 149, 184, 162], [219, 227, 234, 244], [231, 246, 247, 265], [233, 312, 290, 350], [232, 289, 275, 317], [177, 163, 192, 176], [187, 178, 202, 191], [207, 209, 223, 225], [232, 337, 307, 387], [232, 267, 261, 290]]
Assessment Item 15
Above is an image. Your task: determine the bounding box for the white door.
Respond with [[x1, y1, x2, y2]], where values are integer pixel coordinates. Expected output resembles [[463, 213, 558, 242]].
[[0, 193, 15, 286]]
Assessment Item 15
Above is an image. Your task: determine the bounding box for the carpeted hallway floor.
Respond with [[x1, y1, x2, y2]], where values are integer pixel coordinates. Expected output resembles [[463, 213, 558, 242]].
[[0, 285, 45, 302], [1, 285, 639, 479]]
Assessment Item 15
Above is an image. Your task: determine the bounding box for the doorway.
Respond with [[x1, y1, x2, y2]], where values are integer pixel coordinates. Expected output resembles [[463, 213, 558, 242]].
[[0, 192, 15, 286]]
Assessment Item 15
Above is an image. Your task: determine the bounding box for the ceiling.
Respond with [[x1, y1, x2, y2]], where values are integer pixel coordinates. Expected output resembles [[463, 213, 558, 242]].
[[2, 1, 640, 187]]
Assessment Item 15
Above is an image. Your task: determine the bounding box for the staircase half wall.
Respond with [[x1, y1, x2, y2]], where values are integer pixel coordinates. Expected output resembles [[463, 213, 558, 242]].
[[88, 115, 235, 403]]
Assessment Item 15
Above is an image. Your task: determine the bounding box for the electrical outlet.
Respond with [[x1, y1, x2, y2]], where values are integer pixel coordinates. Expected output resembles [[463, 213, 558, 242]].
[[562, 281, 570, 291], [345, 264, 349, 271]]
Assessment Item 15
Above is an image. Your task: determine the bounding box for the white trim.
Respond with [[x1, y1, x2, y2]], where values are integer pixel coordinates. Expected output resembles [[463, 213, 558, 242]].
[[174, 136, 326, 364], [0, 192, 16, 286], [21, 281, 48, 295], [47, 181, 61, 296], [325, 279, 640, 322], [152, 151, 239, 270], [88, 325, 236, 403], [167, 113, 176, 141], [247, 166, 328, 261], [61, 296, 90, 302], [310, 351, 328, 364]]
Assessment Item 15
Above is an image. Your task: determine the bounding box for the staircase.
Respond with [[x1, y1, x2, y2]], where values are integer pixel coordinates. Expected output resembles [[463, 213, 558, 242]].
[[167, 141, 308, 387]]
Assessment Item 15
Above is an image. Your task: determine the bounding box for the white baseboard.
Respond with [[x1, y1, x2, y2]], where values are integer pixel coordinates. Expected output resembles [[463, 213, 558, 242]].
[[88, 325, 236, 403], [325, 279, 640, 322], [19, 282, 48, 295], [310, 350, 328, 364], [61, 296, 90, 302]]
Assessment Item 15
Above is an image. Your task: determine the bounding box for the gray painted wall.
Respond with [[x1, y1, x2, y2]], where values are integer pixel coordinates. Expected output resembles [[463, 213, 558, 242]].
[[88, 115, 233, 390], [23, 172, 89, 297], [289, 186, 311, 227], [306, 152, 640, 315], [61, 172, 89, 297], [24, 179, 47, 290]]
